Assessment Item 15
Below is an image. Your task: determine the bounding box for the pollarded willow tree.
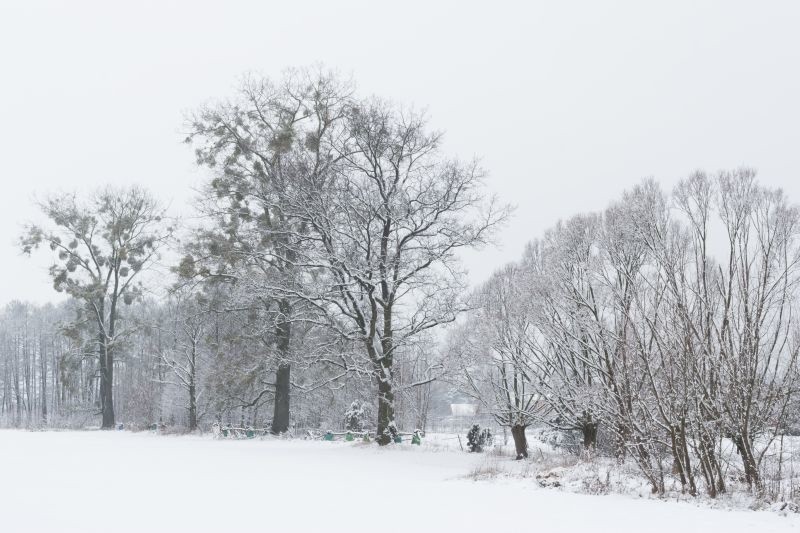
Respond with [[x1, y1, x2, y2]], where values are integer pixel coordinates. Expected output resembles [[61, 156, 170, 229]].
[[449, 264, 545, 459], [21, 187, 172, 428], [673, 169, 800, 491]]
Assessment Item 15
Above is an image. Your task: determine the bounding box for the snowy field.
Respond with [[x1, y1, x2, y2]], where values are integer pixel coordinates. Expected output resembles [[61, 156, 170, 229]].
[[1, 430, 798, 533]]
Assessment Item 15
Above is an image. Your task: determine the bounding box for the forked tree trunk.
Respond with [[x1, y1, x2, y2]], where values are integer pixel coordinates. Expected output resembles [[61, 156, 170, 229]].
[[511, 425, 528, 459], [733, 434, 761, 492], [669, 422, 697, 496], [697, 429, 725, 497]]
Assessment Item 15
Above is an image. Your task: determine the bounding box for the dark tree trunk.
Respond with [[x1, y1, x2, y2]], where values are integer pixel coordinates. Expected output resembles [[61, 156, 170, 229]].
[[100, 352, 115, 429], [697, 429, 725, 497], [187, 341, 198, 431], [272, 363, 291, 434], [188, 382, 197, 431], [271, 300, 292, 435], [511, 425, 528, 459], [669, 422, 697, 496], [375, 217, 397, 447], [97, 299, 115, 430], [733, 434, 761, 491], [613, 421, 629, 462], [376, 377, 395, 446], [581, 421, 598, 452], [40, 339, 47, 424]]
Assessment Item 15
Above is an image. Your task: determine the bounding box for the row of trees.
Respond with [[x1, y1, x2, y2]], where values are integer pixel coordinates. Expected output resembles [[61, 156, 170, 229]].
[[0, 302, 75, 427], [10, 68, 505, 444], [0, 277, 443, 436], [452, 169, 800, 496], [0, 298, 186, 430]]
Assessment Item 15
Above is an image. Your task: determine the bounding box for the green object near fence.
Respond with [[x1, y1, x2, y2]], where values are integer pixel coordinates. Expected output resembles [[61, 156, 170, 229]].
[[393, 435, 403, 444], [324, 431, 334, 441], [345, 432, 354, 441], [411, 433, 421, 445], [246, 429, 255, 439], [222, 429, 229, 437]]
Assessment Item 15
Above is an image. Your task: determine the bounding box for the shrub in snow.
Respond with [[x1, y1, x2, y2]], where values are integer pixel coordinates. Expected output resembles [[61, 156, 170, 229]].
[[467, 424, 493, 452], [344, 400, 366, 432], [466, 425, 481, 451], [381, 420, 399, 443]]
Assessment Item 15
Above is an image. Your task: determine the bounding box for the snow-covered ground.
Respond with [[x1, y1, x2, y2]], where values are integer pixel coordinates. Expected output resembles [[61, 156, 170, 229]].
[[1, 430, 798, 532]]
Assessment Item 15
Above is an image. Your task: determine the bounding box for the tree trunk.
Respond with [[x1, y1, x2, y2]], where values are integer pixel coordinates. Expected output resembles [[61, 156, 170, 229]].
[[733, 434, 761, 491], [697, 429, 725, 497], [511, 425, 528, 459], [97, 299, 115, 430], [100, 351, 115, 429], [582, 421, 598, 452], [188, 382, 197, 431], [271, 299, 292, 435], [376, 377, 395, 446], [272, 363, 291, 434], [669, 422, 697, 496], [98, 333, 108, 426], [40, 339, 47, 425], [188, 341, 198, 432]]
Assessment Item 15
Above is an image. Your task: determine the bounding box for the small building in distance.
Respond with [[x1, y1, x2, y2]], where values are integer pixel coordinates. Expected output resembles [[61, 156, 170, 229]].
[[450, 403, 478, 417]]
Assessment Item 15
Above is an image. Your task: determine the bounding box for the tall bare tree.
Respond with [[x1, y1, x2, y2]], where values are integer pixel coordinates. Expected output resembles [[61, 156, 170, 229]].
[[289, 100, 509, 444]]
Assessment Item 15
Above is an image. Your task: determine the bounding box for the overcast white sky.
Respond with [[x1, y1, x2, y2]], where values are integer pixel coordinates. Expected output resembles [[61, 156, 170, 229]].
[[1, 0, 799, 305]]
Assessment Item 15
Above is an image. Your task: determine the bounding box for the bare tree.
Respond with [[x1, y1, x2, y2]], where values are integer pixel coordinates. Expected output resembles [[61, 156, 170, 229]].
[[450, 264, 544, 459], [153, 290, 211, 431], [289, 100, 509, 444]]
